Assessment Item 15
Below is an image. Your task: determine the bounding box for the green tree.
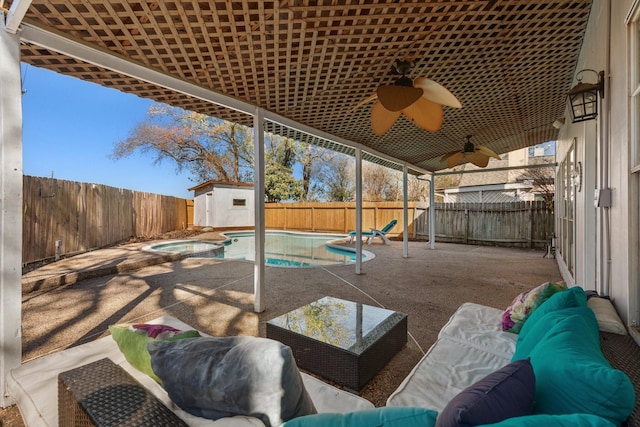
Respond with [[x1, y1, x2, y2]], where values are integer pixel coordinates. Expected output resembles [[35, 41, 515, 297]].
[[264, 163, 304, 202]]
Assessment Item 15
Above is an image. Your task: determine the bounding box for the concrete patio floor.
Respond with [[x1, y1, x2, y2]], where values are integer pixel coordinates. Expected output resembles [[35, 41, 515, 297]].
[[3, 236, 562, 425]]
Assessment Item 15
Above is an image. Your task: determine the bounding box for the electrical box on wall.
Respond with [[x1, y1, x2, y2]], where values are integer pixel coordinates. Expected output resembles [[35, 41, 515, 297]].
[[594, 188, 612, 208]]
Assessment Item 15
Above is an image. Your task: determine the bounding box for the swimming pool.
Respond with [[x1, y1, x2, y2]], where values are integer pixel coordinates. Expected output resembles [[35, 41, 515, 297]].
[[144, 240, 223, 258], [146, 231, 374, 267]]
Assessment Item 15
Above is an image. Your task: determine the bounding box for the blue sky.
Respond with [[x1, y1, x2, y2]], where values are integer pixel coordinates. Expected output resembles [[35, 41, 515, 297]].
[[21, 65, 195, 199]]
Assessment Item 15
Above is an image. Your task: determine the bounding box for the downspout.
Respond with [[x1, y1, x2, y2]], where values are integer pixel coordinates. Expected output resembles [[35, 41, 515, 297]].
[[602, 0, 612, 296], [429, 174, 436, 249], [416, 174, 436, 249], [402, 164, 409, 258], [355, 148, 362, 274]]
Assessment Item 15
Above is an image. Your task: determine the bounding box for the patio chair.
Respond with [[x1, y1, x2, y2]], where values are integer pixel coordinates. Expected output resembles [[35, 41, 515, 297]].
[[348, 219, 397, 245]]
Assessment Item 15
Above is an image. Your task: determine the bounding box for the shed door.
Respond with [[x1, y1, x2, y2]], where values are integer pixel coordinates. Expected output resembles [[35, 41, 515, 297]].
[[206, 193, 214, 227]]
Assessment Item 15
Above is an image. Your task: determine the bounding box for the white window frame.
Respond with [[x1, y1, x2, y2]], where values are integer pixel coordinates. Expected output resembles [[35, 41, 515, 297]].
[[556, 142, 576, 276], [627, 0, 640, 326], [630, 2, 640, 172]]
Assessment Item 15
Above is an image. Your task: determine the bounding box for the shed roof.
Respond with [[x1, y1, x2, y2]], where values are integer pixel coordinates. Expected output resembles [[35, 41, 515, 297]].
[[187, 180, 255, 192]]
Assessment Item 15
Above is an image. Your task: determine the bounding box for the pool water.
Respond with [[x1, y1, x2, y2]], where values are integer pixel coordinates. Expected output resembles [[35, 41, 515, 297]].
[[147, 232, 373, 267], [221, 231, 371, 267]]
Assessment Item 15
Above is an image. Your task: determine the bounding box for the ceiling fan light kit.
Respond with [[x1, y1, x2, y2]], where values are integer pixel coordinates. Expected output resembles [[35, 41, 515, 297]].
[[440, 135, 501, 168], [376, 85, 423, 112]]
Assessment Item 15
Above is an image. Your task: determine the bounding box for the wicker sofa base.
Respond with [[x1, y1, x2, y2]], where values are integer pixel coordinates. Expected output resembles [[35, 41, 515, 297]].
[[58, 357, 187, 427]]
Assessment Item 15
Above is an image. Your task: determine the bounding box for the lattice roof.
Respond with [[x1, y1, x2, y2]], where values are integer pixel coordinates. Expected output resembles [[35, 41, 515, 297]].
[[12, 0, 592, 173]]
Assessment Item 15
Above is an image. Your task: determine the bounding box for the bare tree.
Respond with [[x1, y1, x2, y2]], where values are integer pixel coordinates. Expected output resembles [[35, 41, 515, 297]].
[[300, 144, 336, 201], [406, 175, 431, 201], [517, 165, 555, 209], [112, 103, 252, 183], [362, 162, 401, 201], [322, 155, 355, 201]]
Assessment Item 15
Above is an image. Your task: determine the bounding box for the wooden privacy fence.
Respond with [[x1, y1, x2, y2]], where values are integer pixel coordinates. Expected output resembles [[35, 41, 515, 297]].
[[265, 201, 553, 250], [265, 202, 416, 236], [23, 176, 193, 264], [413, 201, 554, 249]]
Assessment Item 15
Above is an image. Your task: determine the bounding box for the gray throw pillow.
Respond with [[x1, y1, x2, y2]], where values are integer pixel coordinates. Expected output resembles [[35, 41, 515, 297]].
[[147, 336, 317, 427]]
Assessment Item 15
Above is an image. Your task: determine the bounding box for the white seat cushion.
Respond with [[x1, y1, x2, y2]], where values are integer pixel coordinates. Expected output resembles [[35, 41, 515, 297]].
[[8, 316, 373, 427], [386, 303, 517, 411]]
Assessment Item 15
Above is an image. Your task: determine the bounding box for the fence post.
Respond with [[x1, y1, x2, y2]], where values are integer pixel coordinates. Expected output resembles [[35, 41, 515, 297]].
[[527, 202, 533, 248], [344, 206, 348, 233], [464, 208, 469, 244]]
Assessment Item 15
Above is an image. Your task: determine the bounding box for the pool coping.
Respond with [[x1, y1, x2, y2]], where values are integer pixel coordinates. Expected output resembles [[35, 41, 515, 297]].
[[22, 243, 182, 294]]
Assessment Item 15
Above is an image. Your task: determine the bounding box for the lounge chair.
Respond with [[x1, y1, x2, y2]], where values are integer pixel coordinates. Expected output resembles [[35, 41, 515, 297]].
[[348, 219, 397, 245]]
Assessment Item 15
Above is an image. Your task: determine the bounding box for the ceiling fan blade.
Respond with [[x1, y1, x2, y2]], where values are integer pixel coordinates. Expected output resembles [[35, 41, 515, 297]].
[[413, 77, 462, 109], [446, 152, 465, 168], [370, 101, 401, 136], [440, 150, 460, 162], [466, 152, 490, 168], [377, 85, 423, 112], [477, 145, 501, 160], [349, 92, 378, 113], [402, 97, 443, 131]]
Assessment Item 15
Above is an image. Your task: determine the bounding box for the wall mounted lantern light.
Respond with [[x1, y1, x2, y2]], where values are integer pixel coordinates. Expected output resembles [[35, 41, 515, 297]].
[[567, 69, 605, 123]]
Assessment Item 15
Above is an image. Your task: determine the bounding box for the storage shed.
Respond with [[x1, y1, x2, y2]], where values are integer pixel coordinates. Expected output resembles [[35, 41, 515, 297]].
[[188, 181, 254, 229]]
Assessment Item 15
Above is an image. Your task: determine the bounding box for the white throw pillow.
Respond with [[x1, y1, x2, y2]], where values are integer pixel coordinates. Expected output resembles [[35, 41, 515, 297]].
[[587, 297, 627, 335]]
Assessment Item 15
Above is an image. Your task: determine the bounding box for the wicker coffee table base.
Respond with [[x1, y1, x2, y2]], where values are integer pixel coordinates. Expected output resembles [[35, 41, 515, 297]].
[[58, 358, 187, 427], [267, 315, 407, 391]]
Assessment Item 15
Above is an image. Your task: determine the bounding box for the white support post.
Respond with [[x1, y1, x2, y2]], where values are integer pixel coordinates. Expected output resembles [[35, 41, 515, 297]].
[[355, 148, 363, 274], [403, 165, 409, 258], [429, 174, 436, 250], [253, 108, 265, 313], [0, 24, 23, 407]]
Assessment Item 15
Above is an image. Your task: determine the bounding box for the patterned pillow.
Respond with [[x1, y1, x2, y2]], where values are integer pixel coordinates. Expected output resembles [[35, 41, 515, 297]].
[[109, 323, 200, 384], [501, 282, 566, 333]]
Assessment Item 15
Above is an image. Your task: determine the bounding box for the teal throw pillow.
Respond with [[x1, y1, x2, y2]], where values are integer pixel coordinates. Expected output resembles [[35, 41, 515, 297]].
[[281, 407, 438, 427], [516, 286, 586, 343], [477, 413, 616, 426], [436, 358, 535, 427], [109, 323, 200, 384], [512, 306, 634, 424], [148, 336, 317, 427]]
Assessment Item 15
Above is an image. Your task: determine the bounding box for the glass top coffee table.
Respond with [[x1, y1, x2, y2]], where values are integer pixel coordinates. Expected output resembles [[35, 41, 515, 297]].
[[266, 296, 407, 391]]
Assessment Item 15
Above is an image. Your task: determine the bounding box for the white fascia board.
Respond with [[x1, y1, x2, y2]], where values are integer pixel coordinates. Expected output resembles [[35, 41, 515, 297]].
[[3, 0, 31, 34], [445, 182, 534, 194], [263, 112, 430, 175], [19, 22, 428, 176]]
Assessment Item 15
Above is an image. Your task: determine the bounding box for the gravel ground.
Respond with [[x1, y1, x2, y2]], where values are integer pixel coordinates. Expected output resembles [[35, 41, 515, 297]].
[[1, 234, 562, 425]]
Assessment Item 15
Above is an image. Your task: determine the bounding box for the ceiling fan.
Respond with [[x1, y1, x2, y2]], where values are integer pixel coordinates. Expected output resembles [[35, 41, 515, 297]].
[[440, 135, 501, 168], [352, 59, 462, 136]]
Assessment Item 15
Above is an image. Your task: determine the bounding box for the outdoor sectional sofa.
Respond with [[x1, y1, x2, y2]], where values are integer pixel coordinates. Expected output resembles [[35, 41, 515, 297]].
[[6, 285, 636, 426]]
